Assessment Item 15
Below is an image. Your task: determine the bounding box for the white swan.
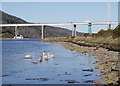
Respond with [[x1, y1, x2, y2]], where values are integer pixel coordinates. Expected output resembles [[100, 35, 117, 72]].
[[24, 55, 34, 59], [43, 55, 49, 60], [47, 54, 54, 59], [42, 52, 54, 60]]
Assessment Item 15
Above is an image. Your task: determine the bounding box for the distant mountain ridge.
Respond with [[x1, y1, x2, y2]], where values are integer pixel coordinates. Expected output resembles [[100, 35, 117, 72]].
[[0, 10, 84, 38]]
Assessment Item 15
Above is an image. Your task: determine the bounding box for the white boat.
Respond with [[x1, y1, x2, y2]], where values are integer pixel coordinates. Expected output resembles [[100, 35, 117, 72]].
[[13, 35, 23, 39]]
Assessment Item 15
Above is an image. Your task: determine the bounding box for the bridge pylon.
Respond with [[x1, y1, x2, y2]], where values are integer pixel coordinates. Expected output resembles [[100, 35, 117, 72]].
[[72, 24, 76, 37], [41, 25, 44, 39], [15, 26, 18, 36], [108, 23, 111, 29], [88, 23, 92, 35]]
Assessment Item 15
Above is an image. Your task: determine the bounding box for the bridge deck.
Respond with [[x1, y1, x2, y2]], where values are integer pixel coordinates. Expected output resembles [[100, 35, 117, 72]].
[[0, 21, 119, 27]]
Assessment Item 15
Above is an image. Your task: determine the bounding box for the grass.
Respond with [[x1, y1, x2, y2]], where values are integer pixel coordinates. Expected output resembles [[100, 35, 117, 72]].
[[42, 25, 120, 51], [42, 36, 120, 51], [43, 36, 119, 45]]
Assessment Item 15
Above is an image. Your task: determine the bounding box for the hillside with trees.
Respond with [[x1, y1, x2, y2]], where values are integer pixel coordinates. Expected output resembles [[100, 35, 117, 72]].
[[0, 10, 84, 38]]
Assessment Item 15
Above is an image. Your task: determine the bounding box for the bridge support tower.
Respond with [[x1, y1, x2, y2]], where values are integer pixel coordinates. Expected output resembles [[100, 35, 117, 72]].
[[88, 23, 92, 35], [41, 25, 44, 39], [15, 26, 18, 36], [72, 24, 76, 37], [108, 23, 111, 29]]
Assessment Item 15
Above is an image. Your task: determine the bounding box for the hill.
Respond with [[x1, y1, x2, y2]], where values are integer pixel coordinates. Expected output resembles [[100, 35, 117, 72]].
[[0, 11, 84, 38]]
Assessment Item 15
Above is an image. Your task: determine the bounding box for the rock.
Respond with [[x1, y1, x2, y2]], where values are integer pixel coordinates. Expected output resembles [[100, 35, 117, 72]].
[[82, 68, 94, 72], [26, 78, 49, 81], [64, 72, 71, 75], [98, 74, 109, 78], [83, 73, 92, 77], [0, 74, 9, 77], [31, 61, 38, 64], [95, 70, 105, 73], [40, 78, 49, 81], [95, 67, 99, 69], [65, 80, 79, 83], [54, 63, 59, 65], [111, 69, 119, 71], [83, 80, 95, 83]]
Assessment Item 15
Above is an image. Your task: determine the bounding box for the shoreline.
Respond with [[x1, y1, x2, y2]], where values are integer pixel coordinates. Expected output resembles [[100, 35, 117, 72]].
[[0, 38, 41, 39], [41, 37, 120, 85]]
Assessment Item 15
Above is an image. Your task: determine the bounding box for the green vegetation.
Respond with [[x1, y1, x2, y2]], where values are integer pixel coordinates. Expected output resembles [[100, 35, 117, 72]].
[[2, 33, 12, 38], [112, 25, 120, 38], [1, 10, 83, 38], [42, 25, 120, 51], [85, 25, 120, 39]]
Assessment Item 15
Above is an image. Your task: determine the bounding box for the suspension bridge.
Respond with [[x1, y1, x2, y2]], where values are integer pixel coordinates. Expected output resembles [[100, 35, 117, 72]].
[[0, 21, 119, 39]]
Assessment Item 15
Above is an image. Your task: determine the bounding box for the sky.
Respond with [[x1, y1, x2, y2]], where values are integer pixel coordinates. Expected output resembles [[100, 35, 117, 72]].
[[1, 2, 119, 33]]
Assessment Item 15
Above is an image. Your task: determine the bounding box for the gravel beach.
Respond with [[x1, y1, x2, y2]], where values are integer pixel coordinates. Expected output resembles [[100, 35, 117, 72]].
[[57, 42, 120, 85], [41, 37, 120, 85]]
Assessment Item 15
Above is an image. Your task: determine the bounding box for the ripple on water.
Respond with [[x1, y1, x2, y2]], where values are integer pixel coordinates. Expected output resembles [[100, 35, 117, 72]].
[[2, 39, 101, 84]]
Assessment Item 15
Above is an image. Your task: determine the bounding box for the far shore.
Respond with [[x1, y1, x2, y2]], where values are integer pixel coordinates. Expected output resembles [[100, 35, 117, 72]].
[[0, 38, 41, 39]]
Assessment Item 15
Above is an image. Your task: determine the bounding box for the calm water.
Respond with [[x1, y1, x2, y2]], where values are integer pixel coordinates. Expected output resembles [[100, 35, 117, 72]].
[[1, 39, 101, 84]]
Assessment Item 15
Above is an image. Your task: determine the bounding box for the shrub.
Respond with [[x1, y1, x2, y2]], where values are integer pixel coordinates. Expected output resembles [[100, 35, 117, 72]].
[[98, 29, 105, 34], [112, 25, 120, 38], [2, 33, 12, 38]]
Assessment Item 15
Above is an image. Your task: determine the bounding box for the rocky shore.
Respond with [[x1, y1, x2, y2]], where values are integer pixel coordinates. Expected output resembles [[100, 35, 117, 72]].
[[41, 37, 120, 85]]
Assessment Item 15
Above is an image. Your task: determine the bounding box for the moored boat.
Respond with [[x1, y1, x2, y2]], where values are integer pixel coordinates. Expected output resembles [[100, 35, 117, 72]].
[[13, 35, 23, 39]]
